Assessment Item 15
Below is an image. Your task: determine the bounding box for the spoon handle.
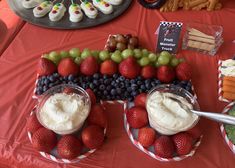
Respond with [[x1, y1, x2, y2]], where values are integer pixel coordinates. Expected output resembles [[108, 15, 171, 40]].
[[191, 110, 235, 126]]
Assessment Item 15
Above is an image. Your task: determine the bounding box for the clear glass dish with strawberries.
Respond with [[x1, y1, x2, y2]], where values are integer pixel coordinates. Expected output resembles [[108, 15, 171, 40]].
[[124, 84, 202, 161], [27, 84, 107, 163]]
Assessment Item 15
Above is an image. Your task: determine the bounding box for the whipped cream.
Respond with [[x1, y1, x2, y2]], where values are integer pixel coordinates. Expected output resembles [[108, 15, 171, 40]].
[[146, 91, 198, 135], [104, 0, 123, 5], [39, 93, 90, 134], [92, 0, 113, 14], [221, 59, 235, 77]]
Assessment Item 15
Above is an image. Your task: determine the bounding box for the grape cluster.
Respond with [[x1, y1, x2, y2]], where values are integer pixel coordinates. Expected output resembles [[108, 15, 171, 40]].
[[36, 73, 193, 101]]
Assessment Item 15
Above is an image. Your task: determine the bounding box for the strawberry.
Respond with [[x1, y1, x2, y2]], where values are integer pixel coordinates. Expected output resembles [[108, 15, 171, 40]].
[[119, 57, 141, 79], [154, 136, 175, 158], [88, 104, 107, 128], [157, 65, 175, 83], [141, 65, 155, 79], [63, 87, 74, 94], [176, 62, 192, 81], [126, 106, 148, 128], [32, 127, 57, 153], [37, 58, 57, 76], [186, 125, 202, 140], [172, 132, 193, 155], [86, 89, 96, 105], [26, 113, 42, 133], [138, 127, 156, 148], [80, 56, 99, 76], [57, 135, 82, 159], [58, 58, 79, 77], [100, 60, 118, 75], [82, 125, 104, 149], [134, 93, 147, 108]]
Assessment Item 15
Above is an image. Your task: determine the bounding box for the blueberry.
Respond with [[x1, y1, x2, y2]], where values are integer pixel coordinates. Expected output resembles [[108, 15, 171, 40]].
[[151, 81, 156, 87], [111, 81, 116, 86], [93, 73, 100, 79], [137, 81, 142, 85], [53, 72, 59, 77], [113, 74, 119, 79], [140, 85, 146, 90], [130, 79, 136, 84], [99, 84, 105, 90], [119, 82, 125, 88], [73, 78, 79, 83], [128, 97, 134, 102], [119, 76, 125, 81], [54, 80, 60, 85], [43, 86, 48, 92], [111, 89, 117, 96], [186, 86, 191, 92], [137, 76, 143, 80], [44, 78, 50, 85], [85, 76, 92, 82], [93, 79, 99, 86], [99, 78, 104, 84], [103, 90, 108, 95], [49, 76, 55, 82], [131, 84, 138, 91], [81, 83, 86, 89], [131, 91, 138, 97], [68, 74, 75, 81], [103, 74, 108, 79], [68, 81, 73, 85], [107, 85, 112, 91], [127, 87, 132, 92], [145, 79, 151, 84], [49, 83, 54, 88], [116, 88, 122, 94], [145, 83, 151, 90], [93, 89, 97, 93], [154, 79, 161, 85], [139, 89, 143, 93], [59, 77, 63, 82], [104, 79, 110, 85], [115, 79, 120, 83], [106, 95, 111, 100], [41, 76, 46, 80]]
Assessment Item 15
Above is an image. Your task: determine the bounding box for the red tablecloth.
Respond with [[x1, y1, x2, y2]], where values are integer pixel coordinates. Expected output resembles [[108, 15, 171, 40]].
[[0, 0, 235, 167]]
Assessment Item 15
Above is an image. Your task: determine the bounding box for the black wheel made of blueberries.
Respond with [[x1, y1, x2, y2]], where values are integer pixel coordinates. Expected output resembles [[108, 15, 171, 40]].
[[137, 0, 166, 9], [35, 34, 193, 101]]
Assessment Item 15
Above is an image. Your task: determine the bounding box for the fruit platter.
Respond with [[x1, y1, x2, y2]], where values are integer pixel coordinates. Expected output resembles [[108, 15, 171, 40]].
[[30, 33, 202, 163], [220, 102, 235, 155], [7, 0, 132, 29]]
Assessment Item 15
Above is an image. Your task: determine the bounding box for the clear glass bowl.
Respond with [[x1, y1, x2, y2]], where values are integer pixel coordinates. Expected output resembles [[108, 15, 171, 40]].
[[146, 84, 200, 135], [36, 84, 91, 135]]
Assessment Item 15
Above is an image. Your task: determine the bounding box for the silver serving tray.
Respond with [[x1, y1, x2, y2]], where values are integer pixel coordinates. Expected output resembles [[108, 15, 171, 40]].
[[7, 0, 132, 29]]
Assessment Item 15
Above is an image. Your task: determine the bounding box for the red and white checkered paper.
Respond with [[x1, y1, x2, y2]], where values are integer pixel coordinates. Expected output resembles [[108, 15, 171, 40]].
[[220, 102, 235, 155]]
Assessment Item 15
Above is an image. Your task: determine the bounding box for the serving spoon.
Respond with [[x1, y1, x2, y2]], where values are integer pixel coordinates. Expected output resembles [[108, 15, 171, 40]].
[[191, 110, 235, 126]]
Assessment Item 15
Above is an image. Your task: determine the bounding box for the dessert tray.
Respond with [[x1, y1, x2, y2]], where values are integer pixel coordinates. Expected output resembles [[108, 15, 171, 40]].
[[7, 0, 132, 29]]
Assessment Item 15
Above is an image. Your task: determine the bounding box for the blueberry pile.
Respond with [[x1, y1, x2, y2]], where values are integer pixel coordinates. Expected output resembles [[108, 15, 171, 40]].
[[36, 73, 192, 101]]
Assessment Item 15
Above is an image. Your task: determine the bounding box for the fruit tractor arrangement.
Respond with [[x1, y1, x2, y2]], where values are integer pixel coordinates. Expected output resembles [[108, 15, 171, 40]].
[[29, 33, 202, 163]]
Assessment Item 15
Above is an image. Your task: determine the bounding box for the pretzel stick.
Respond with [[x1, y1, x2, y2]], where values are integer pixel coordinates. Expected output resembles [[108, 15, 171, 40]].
[[172, 0, 180, 11], [215, 2, 222, 10], [207, 0, 219, 11], [192, 1, 209, 10]]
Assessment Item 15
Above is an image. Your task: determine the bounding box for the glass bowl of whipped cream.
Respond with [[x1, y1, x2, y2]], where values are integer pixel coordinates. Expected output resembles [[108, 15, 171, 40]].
[[36, 84, 91, 135], [146, 84, 200, 135]]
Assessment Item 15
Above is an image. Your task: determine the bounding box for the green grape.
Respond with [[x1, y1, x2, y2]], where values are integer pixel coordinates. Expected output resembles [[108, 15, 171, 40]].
[[60, 50, 69, 58], [139, 57, 150, 66], [69, 48, 80, 58], [49, 51, 61, 64], [148, 53, 157, 62], [142, 49, 149, 57], [99, 50, 110, 61], [42, 53, 50, 59], [133, 49, 142, 59], [92, 50, 100, 59], [111, 51, 123, 63], [179, 58, 185, 63], [122, 49, 134, 59], [170, 58, 180, 67], [158, 54, 170, 65], [74, 57, 82, 65], [154, 61, 161, 67], [160, 51, 172, 59], [81, 48, 92, 59]]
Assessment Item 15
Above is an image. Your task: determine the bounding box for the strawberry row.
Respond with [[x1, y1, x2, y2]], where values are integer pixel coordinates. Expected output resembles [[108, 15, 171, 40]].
[[127, 93, 202, 158]]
